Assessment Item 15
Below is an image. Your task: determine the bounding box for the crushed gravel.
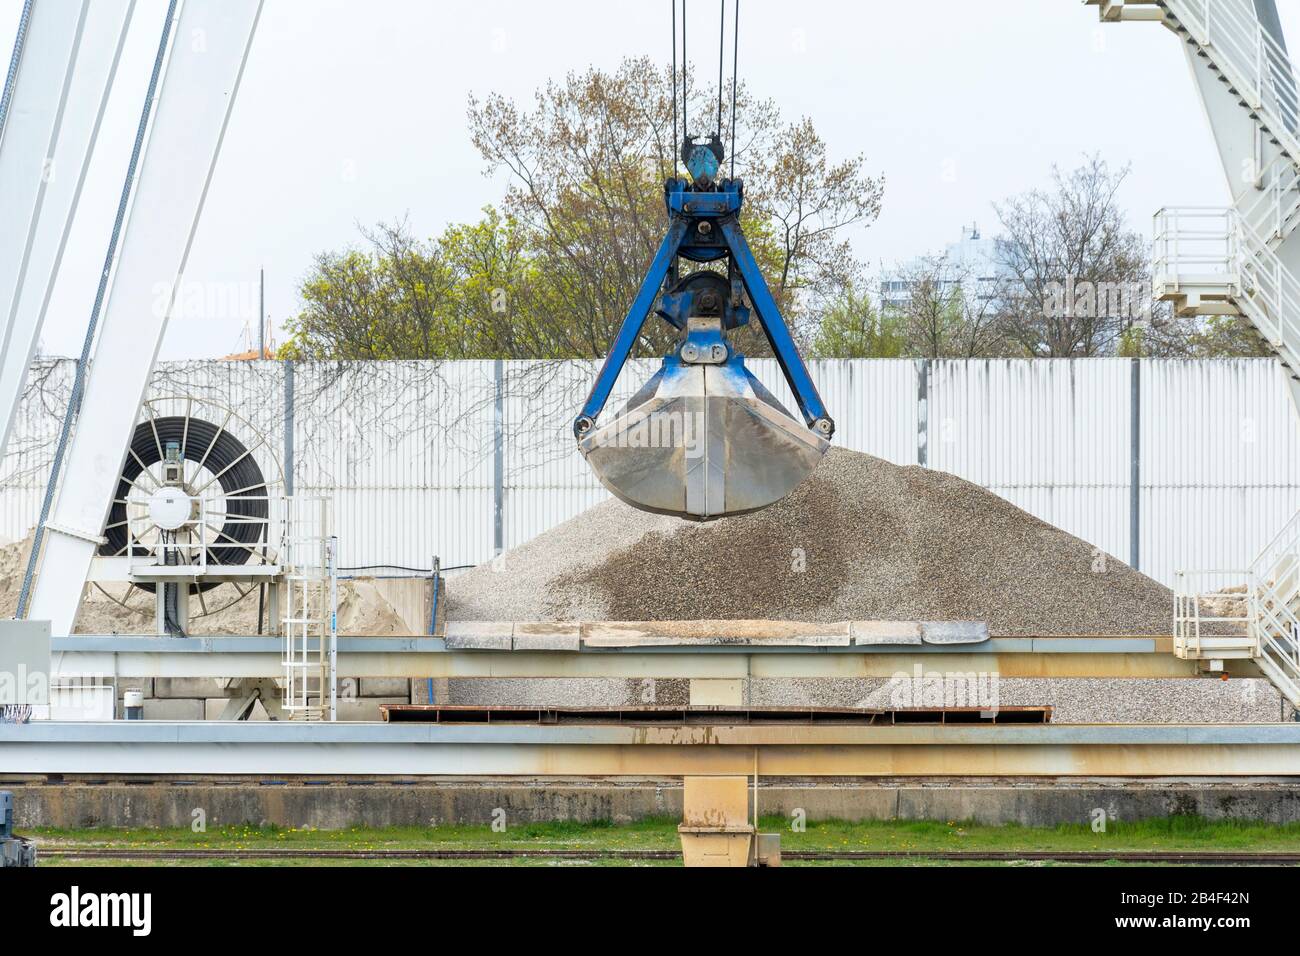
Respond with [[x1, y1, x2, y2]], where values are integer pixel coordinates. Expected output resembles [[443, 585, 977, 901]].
[[447, 448, 1171, 636], [441, 449, 1279, 721], [441, 676, 1288, 723]]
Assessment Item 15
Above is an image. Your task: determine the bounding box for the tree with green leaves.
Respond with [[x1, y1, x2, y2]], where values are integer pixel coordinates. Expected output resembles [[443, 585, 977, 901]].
[[811, 286, 904, 358], [283, 57, 884, 361]]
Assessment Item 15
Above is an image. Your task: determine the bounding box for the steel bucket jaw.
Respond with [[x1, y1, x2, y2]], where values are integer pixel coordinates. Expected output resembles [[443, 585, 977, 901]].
[[572, 181, 835, 520], [578, 357, 829, 520]]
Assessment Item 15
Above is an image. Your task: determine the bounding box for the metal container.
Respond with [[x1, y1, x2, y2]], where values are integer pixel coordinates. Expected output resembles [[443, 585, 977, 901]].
[[123, 689, 144, 721]]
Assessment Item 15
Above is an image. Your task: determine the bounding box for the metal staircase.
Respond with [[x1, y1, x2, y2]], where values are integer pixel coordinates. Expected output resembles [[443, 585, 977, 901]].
[[1246, 512, 1300, 701], [1097, 0, 1300, 704], [1088, 2, 1300, 166], [1176, 514, 1300, 707], [1153, 205, 1300, 373], [1094, 1, 1300, 382]]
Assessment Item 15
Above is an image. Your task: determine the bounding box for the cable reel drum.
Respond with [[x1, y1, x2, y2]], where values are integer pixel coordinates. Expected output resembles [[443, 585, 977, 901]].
[[94, 396, 285, 633]]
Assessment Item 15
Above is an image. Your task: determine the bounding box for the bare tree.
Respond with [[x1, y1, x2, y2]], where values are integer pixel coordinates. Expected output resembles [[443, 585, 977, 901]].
[[811, 285, 904, 358], [993, 156, 1149, 357], [883, 257, 1007, 358], [468, 57, 884, 356]]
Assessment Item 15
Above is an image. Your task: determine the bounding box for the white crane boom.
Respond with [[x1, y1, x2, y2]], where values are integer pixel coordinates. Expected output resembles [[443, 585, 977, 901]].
[[23, 0, 263, 637]]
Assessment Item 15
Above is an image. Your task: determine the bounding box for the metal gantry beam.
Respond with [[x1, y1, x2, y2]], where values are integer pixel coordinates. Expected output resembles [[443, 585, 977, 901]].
[[3, 721, 1299, 776], [45, 634, 1256, 680], [0, 0, 136, 462]]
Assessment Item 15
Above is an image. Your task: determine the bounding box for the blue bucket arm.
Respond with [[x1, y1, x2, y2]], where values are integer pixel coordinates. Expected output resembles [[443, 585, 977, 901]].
[[573, 189, 833, 440], [719, 219, 832, 432], [573, 218, 690, 438]]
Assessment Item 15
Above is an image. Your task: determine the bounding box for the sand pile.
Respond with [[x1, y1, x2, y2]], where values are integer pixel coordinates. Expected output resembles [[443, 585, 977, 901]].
[[0, 535, 409, 636], [447, 448, 1172, 636]]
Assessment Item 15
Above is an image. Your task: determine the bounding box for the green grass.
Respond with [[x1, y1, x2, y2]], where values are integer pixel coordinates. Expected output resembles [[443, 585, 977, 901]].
[[27, 814, 1300, 864]]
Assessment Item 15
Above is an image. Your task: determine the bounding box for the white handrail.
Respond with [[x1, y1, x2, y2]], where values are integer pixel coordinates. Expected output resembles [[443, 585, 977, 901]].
[[1252, 574, 1300, 686], [1250, 509, 1300, 580], [1172, 565, 1300, 705], [1153, 205, 1300, 363], [1166, 0, 1300, 163], [1237, 154, 1300, 243]]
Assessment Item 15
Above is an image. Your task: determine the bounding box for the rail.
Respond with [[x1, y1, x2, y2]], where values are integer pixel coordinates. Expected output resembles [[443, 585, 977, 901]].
[[1172, 568, 1253, 659], [1153, 205, 1300, 367], [1164, 0, 1300, 165], [1238, 154, 1300, 244], [1175, 510, 1300, 705]]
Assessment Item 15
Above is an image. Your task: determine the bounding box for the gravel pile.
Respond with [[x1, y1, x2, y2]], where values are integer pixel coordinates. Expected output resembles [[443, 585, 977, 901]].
[[746, 677, 1287, 723], [444, 449, 1276, 721], [447, 448, 1171, 635]]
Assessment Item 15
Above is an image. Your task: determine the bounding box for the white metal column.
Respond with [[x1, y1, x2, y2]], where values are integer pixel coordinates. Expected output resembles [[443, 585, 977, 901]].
[[0, 1, 137, 460], [26, 0, 263, 637]]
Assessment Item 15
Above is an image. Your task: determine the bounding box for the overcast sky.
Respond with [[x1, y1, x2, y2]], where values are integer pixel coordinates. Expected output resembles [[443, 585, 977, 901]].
[[5, 0, 1297, 359]]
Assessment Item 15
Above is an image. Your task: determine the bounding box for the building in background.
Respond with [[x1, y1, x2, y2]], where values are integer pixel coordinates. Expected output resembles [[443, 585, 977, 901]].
[[880, 223, 1012, 309]]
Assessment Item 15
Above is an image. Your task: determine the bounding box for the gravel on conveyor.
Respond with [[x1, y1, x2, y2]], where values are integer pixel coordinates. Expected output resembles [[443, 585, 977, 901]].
[[445, 676, 1289, 724], [446, 448, 1172, 636]]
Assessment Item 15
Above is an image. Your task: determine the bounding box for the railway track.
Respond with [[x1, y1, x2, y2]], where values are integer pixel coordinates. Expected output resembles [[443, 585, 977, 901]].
[[36, 847, 1300, 865]]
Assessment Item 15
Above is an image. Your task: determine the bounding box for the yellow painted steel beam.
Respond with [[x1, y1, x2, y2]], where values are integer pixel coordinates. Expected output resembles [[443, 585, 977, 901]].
[[377, 743, 1300, 777], [6, 723, 1299, 777], [5, 740, 1298, 778], [52, 648, 1260, 680]]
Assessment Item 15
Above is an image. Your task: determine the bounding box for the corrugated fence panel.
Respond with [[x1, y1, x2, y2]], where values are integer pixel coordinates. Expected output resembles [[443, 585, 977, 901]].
[[928, 359, 1133, 566], [748, 359, 919, 465], [500, 358, 658, 553], [2, 357, 1298, 588], [290, 360, 499, 570], [1141, 360, 1300, 586]]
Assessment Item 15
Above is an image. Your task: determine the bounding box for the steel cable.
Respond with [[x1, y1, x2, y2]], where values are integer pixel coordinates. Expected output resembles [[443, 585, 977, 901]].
[[671, 0, 678, 176], [0, 0, 34, 141], [716, 0, 724, 138], [731, 0, 739, 179]]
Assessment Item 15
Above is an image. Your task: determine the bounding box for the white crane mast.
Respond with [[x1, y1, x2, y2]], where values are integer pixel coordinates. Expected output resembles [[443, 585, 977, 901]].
[[0, 1, 135, 476], [0, 0, 264, 638]]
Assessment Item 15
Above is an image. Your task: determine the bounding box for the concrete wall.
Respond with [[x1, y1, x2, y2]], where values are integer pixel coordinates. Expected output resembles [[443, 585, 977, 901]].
[[12, 779, 1300, 829], [116, 676, 412, 722]]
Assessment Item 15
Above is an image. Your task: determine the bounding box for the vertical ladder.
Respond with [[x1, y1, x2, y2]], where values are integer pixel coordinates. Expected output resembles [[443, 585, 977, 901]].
[[281, 496, 337, 722]]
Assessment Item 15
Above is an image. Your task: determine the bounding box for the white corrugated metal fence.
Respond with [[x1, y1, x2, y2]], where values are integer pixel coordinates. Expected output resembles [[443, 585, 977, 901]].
[[1, 357, 1295, 587]]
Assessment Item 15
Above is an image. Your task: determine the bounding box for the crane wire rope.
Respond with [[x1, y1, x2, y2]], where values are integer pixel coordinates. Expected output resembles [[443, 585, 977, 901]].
[[670, 1, 739, 172], [731, 0, 739, 179], [716, 0, 724, 139], [0, 0, 35, 143], [670, 0, 681, 178]]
